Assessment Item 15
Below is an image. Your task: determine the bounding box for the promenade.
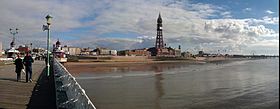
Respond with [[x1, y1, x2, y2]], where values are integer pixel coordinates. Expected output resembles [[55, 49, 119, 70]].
[[0, 61, 56, 109]]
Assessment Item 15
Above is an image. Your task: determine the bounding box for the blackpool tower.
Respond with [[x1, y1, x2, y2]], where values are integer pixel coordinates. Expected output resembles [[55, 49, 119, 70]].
[[155, 13, 164, 49]]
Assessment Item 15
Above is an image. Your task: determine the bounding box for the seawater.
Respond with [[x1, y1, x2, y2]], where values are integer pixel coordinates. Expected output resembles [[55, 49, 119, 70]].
[[74, 59, 279, 109]]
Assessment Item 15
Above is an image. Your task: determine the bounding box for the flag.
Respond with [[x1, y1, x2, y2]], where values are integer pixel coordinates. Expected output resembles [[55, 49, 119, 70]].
[[42, 25, 49, 31]]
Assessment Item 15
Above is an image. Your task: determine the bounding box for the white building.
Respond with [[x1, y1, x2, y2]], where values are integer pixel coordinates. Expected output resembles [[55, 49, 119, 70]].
[[93, 48, 117, 56], [61, 47, 81, 55]]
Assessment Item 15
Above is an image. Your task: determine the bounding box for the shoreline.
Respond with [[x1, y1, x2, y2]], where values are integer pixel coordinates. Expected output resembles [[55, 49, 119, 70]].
[[65, 57, 255, 65], [64, 57, 261, 75]]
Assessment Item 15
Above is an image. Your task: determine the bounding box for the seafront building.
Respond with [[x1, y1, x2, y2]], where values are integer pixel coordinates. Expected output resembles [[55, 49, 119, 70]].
[[18, 45, 32, 56], [80, 47, 93, 55], [52, 39, 67, 63], [6, 36, 19, 58], [93, 47, 117, 56], [53, 39, 62, 51], [61, 46, 81, 55], [118, 48, 150, 56]]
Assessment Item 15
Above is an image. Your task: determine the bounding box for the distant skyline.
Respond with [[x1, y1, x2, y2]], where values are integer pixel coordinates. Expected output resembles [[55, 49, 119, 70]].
[[0, 0, 278, 55]]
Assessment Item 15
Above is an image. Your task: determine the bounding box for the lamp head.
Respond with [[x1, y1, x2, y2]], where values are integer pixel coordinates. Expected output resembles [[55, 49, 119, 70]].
[[45, 14, 53, 25], [15, 28, 18, 33]]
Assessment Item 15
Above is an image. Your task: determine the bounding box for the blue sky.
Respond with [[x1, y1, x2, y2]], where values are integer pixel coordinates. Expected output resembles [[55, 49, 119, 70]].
[[0, 0, 279, 55]]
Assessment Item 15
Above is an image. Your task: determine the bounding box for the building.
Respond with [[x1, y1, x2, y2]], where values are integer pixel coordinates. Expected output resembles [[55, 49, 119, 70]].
[[32, 47, 45, 54], [7, 36, 19, 58], [197, 50, 211, 57], [93, 47, 117, 56], [80, 47, 92, 55], [52, 39, 68, 62], [155, 13, 164, 49], [182, 51, 194, 58], [118, 48, 150, 56], [61, 46, 81, 55], [18, 45, 30, 56], [53, 39, 62, 51], [148, 13, 181, 57], [32, 47, 45, 60]]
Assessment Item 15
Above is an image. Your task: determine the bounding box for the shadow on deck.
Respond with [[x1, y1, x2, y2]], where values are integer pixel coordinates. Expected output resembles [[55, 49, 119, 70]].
[[27, 68, 57, 109]]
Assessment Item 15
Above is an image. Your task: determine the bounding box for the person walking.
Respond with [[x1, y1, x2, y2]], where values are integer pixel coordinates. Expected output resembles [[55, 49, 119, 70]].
[[14, 54, 24, 82], [23, 51, 34, 82]]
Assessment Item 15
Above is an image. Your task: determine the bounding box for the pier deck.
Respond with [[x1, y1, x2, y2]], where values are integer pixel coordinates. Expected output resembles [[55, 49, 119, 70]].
[[0, 61, 56, 109]]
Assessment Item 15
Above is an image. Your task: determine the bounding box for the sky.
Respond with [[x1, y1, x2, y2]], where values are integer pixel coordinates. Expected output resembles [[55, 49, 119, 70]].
[[0, 0, 279, 55]]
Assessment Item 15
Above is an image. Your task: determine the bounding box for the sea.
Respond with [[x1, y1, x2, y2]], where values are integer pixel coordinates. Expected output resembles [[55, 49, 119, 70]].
[[71, 59, 279, 109]]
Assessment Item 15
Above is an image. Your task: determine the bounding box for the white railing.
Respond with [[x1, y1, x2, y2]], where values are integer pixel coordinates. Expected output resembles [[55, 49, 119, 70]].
[[53, 59, 96, 109]]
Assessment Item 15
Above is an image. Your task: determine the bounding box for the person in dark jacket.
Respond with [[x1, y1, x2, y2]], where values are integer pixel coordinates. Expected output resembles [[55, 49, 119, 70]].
[[14, 54, 24, 82], [23, 52, 34, 82]]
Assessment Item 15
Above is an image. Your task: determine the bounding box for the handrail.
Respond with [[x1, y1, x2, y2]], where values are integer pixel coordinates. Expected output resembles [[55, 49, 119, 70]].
[[53, 58, 96, 109]]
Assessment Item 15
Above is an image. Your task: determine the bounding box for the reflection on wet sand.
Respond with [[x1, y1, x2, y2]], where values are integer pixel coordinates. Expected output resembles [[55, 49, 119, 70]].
[[65, 62, 194, 75], [154, 74, 164, 109]]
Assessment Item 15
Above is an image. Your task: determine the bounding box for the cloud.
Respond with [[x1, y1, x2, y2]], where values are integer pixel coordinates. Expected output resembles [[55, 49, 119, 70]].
[[220, 11, 232, 18], [243, 8, 252, 12], [0, 0, 278, 55], [204, 18, 277, 41], [0, 0, 93, 48], [244, 16, 279, 25], [265, 10, 275, 14]]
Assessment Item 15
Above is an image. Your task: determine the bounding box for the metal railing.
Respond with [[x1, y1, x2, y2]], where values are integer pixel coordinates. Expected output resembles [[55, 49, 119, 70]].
[[53, 59, 96, 109]]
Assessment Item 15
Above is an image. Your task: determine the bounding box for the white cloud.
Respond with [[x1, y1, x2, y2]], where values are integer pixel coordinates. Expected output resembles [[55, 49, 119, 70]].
[[0, 0, 93, 48], [243, 8, 252, 11], [220, 11, 232, 18], [244, 16, 279, 25], [265, 10, 275, 14], [0, 0, 278, 55]]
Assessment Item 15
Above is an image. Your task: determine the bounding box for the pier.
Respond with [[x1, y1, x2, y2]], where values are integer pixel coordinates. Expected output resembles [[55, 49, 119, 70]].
[[0, 61, 56, 109], [0, 59, 95, 109]]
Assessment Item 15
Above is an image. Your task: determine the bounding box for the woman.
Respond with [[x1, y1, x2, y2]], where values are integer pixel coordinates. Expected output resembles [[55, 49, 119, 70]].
[[14, 54, 24, 82]]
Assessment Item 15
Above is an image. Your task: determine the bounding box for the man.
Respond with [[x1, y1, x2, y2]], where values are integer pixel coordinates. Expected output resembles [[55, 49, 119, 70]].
[[14, 54, 23, 82], [23, 51, 34, 82]]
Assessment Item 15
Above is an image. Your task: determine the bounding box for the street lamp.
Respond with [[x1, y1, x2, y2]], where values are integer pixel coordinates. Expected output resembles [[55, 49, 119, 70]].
[[43, 14, 53, 77], [9, 28, 19, 48], [30, 43, 32, 53]]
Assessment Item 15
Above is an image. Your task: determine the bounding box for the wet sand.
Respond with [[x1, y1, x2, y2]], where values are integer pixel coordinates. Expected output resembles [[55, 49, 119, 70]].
[[75, 59, 279, 109], [64, 60, 201, 75], [64, 57, 240, 76], [64, 57, 258, 77]]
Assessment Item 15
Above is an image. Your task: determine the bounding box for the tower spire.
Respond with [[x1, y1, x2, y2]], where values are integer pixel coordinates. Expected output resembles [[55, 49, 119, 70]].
[[157, 12, 162, 23]]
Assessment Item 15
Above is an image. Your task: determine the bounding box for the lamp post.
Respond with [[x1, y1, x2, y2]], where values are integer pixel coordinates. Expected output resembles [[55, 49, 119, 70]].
[[43, 15, 53, 76], [30, 43, 32, 53], [9, 28, 19, 48]]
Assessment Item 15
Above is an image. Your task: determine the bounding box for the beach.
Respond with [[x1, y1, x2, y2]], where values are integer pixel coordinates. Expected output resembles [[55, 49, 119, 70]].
[[64, 58, 279, 109], [64, 57, 248, 76]]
